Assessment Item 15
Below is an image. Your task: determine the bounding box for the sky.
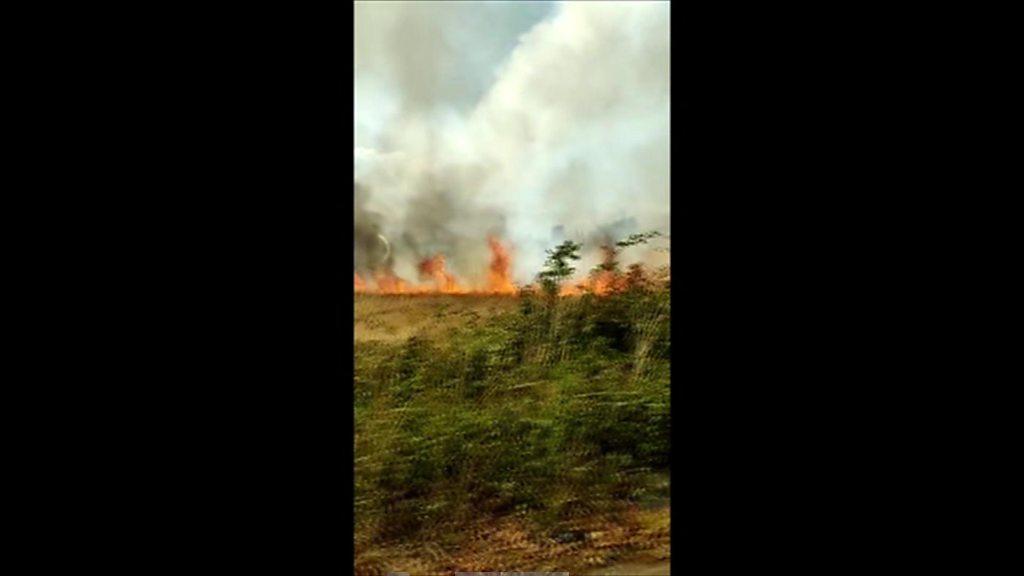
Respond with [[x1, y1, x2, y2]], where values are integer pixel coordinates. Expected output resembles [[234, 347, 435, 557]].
[[354, 0, 669, 284]]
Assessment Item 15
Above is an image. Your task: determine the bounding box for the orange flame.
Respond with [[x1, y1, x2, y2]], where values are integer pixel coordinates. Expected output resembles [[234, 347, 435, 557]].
[[554, 246, 638, 296], [559, 282, 586, 297], [556, 275, 623, 296], [486, 236, 516, 294], [417, 254, 465, 293], [353, 237, 660, 297]]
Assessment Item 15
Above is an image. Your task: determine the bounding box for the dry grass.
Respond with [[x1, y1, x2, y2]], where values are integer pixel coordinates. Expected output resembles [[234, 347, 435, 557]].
[[355, 505, 669, 576], [354, 294, 519, 342]]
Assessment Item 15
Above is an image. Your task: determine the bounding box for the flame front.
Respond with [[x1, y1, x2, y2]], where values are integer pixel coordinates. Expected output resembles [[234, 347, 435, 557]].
[[355, 237, 658, 297], [355, 237, 518, 295]]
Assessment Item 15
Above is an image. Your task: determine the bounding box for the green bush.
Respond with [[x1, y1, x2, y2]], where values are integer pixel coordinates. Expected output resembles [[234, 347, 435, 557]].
[[355, 291, 670, 545]]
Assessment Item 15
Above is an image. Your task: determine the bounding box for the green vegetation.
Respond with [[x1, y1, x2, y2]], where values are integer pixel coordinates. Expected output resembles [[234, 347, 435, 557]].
[[537, 239, 582, 297], [354, 232, 670, 573], [355, 287, 670, 571]]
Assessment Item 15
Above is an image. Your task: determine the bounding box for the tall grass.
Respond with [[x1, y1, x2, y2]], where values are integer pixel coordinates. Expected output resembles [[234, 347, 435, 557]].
[[355, 287, 670, 561]]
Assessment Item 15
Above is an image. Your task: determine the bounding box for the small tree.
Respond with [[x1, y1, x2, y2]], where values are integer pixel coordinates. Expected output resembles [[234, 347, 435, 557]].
[[537, 240, 582, 298]]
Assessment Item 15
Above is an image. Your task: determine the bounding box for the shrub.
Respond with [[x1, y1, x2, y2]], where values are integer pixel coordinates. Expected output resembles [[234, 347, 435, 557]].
[[354, 290, 670, 548]]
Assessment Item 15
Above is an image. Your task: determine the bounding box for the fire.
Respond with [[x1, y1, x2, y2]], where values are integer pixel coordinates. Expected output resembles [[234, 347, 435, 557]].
[[589, 270, 629, 295], [373, 269, 409, 294], [562, 245, 626, 296], [417, 254, 465, 293], [355, 237, 519, 296], [557, 274, 624, 296], [557, 245, 632, 296], [559, 282, 586, 297], [486, 236, 516, 294], [354, 237, 663, 297]]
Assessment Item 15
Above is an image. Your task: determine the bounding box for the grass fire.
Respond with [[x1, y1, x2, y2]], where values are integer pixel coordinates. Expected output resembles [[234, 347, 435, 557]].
[[354, 1, 669, 572], [354, 232, 670, 574], [355, 235, 668, 298]]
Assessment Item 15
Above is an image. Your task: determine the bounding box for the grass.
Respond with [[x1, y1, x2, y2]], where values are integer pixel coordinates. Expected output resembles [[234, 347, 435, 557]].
[[354, 294, 519, 342], [354, 288, 670, 574]]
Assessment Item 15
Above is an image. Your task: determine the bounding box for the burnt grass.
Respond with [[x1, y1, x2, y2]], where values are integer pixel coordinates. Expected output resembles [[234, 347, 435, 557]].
[[354, 289, 670, 573]]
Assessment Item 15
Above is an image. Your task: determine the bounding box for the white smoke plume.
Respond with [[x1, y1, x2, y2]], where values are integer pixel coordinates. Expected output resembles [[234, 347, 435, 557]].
[[355, 1, 669, 285]]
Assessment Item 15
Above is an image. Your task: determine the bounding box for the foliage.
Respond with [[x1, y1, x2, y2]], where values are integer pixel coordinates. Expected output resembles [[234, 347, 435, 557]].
[[354, 290, 670, 553], [615, 230, 662, 248], [537, 240, 582, 297], [355, 235, 671, 572]]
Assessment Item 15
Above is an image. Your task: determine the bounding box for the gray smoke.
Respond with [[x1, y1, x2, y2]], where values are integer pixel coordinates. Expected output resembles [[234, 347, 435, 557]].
[[354, 183, 392, 276], [355, 1, 670, 285]]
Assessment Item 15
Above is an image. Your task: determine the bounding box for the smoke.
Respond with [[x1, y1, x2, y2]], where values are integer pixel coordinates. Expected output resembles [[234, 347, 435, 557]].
[[355, 1, 669, 285], [353, 183, 392, 276]]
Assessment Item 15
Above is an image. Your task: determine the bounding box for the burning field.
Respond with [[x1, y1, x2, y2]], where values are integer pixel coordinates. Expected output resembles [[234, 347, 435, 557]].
[[353, 1, 670, 571], [354, 236, 519, 296], [354, 263, 670, 574], [353, 207, 670, 575], [355, 235, 668, 298]]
